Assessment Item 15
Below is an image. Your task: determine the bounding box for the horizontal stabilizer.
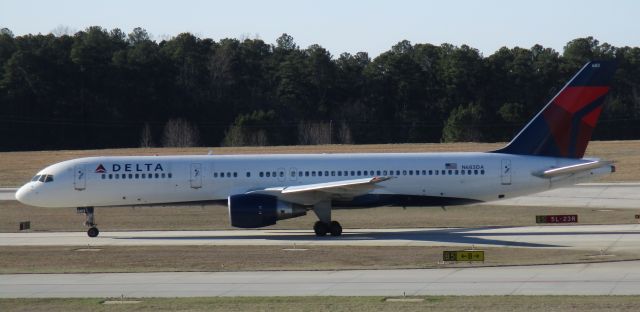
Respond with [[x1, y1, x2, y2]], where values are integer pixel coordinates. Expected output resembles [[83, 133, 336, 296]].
[[533, 160, 613, 178]]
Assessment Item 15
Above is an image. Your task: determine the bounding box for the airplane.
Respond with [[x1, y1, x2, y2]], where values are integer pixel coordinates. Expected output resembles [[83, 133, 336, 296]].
[[15, 61, 617, 238]]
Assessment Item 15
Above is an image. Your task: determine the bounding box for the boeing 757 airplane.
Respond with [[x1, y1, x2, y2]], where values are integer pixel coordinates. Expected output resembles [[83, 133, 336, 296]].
[[16, 61, 617, 237]]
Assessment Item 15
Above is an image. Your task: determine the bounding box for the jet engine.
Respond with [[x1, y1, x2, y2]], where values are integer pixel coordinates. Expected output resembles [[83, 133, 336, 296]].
[[228, 194, 307, 228]]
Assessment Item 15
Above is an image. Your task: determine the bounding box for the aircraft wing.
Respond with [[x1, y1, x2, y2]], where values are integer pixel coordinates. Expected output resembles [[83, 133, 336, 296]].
[[533, 160, 614, 178], [249, 176, 392, 205]]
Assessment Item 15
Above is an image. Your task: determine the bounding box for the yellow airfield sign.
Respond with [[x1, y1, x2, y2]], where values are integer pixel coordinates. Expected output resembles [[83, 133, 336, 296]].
[[443, 250, 485, 262]]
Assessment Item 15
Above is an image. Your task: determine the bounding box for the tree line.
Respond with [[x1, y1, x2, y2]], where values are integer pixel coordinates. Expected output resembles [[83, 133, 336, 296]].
[[0, 26, 639, 151]]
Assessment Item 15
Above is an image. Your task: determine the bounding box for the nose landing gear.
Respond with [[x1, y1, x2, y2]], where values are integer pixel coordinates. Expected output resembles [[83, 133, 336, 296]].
[[77, 207, 99, 237]]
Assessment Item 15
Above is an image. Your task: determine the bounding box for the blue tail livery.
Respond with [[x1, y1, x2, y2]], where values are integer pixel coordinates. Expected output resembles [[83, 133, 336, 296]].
[[494, 61, 617, 158]]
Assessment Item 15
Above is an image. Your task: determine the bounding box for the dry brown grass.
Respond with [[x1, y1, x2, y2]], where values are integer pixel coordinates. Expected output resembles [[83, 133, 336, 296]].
[[2, 296, 640, 312], [0, 245, 635, 274], [2, 200, 639, 233], [1, 141, 637, 187]]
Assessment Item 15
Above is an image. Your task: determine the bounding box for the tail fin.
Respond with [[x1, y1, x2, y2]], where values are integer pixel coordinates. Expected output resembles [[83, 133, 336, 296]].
[[493, 61, 617, 159]]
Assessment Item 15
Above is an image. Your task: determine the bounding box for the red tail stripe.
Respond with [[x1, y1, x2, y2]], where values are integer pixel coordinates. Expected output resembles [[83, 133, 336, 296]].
[[553, 86, 609, 113]]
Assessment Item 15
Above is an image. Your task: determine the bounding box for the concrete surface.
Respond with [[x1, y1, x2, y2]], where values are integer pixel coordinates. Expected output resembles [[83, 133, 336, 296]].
[[2, 260, 640, 297], [2, 224, 640, 253]]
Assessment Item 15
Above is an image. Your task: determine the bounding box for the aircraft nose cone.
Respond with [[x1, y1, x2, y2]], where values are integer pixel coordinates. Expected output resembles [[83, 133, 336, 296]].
[[15, 184, 35, 205]]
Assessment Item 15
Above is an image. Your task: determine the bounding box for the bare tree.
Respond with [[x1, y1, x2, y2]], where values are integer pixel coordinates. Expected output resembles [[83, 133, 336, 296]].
[[51, 25, 76, 36], [162, 118, 200, 147], [337, 121, 353, 144], [298, 122, 331, 145], [222, 125, 269, 146], [139, 123, 154, 147]]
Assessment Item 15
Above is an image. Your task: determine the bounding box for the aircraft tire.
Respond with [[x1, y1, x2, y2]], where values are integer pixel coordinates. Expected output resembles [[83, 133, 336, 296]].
[[329, 221, 342, 236], [87, 227, 99, 238], [313, 221, 329, 236]]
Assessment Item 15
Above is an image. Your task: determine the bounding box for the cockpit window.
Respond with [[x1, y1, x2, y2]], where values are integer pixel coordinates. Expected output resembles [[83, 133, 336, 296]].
[[36, 174, 54, 183]]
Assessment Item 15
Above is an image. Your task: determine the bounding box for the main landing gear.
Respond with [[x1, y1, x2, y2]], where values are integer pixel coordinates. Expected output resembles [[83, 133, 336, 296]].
[[312, 201, 342, 237], [77, 207, 99, 237]]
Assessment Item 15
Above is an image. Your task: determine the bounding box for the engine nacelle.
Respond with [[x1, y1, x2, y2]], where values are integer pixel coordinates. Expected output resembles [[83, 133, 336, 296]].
[[228, 194, 307, 228]]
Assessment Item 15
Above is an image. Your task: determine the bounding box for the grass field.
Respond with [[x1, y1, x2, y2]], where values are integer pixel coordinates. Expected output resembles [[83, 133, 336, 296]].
[[2, 296, 640, 312], [2, 245, 635, 274]]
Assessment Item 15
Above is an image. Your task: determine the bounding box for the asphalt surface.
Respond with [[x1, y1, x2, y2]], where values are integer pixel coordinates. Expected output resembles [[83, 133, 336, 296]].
[[2, 261, 640, 297], [2, 225, 640, 253]]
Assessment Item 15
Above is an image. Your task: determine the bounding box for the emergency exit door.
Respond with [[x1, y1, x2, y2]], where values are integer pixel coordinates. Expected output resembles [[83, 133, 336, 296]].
[[501, 159, 512, 185]]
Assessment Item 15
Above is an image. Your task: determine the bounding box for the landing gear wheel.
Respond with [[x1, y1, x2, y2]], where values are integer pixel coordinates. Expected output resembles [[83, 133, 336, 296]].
[[329, 221, 342, 236], [87, 227, 99, 238], [314, 221, 329, 237]]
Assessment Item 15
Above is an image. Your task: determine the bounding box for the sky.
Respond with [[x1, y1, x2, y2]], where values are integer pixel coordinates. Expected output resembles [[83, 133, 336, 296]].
[[2, 0, 639, 57]]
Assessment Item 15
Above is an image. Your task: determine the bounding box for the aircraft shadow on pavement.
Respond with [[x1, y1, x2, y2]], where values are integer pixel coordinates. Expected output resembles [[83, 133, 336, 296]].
[[108, 226, 628, 248]]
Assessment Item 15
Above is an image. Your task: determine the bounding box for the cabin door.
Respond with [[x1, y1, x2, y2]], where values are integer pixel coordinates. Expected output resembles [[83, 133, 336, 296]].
[[190, 163, 202, 189], [74, 165, 86, 190]]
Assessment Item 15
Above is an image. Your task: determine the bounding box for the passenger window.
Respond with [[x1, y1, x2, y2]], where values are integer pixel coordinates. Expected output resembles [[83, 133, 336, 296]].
[[350, 171, 355, 176], [409, 170, 413, 175], [331, 171, 335, 176], [454, 170, 458, 175], [115, 174, 120, 179], [435, 170, 439, 176], [161, 173, 166, 178], [429, 170, 432, 175], [325, 171, 329, 176], [168, 173, 172, 178], [279, 172, 283, 178], [109, 174, 114, 179], [101, 174, 106, 180], [461, 170, 465, 175], [266, 172, 271, 177], [305, 171, 310, 177], [468, 170, 472, 175], [474, 170, 478, 175], [214, 172, 218, 178], [396, 170, 400, 175], [312, 171, 316, 177], [376, 170, 381, 176], [357, 171, 361, 176], [448, 170, 452, 175], [272, 171, 276, 177], [441, 170, 445, 175], [481, 170, 485, 175], [422, 170, 427, 175], [247, 172, 251, 178], [338, 171, 342, 176], [234, 172, 238, 178], [129, 174, 133, 179], [318, 171, 323, 177], [134, 174, 139, 179], [383, 170, 387, 175]]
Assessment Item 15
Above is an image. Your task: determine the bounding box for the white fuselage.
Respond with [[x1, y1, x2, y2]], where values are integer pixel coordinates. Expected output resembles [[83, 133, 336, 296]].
[[15, 152, 612, 208]]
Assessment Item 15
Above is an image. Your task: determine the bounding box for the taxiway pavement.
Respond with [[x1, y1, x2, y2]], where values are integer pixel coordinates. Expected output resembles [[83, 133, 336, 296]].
[[2, 224, 640, 253], [2, 260, 640, 297]]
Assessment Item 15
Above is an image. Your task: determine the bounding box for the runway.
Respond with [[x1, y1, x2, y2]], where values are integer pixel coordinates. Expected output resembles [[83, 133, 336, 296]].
[[2, 260, 640, 297], [2, 224, 640, 253], [0, 188, 16, 201], [491, 183, 640, 209]]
